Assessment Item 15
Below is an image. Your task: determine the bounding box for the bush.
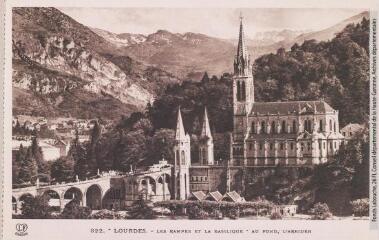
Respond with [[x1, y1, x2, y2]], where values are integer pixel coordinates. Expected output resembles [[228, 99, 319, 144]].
[[127, 199, 157, 219], [91, 209, 124, 219], [20, 195, 52, 219], [309, 202, 332, 220], [227, 207, 240, 219], [60, 199, 91, 219], [188, 205, 208, 220], [351, 198, 369, 217], [270, 211, 282, 220], [241, 208, 257, 216]]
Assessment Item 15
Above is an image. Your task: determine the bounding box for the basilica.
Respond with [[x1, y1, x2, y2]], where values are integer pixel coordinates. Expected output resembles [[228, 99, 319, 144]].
[[171, 16, 345, 200]]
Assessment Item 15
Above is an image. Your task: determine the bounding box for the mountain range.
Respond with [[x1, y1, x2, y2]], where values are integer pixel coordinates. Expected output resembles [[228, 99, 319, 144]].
[[12, 7, 369, 120]]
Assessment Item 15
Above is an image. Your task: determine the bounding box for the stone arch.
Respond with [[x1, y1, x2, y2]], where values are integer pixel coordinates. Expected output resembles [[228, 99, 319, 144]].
[[157, 173, 171, 199], [102, 188, 122, 210], [18, 193, 33, 202], [63, 187, 83, 205], [42, 189, 61, 208], [143, 176, 156, 195], [85, 184, 102, 210]]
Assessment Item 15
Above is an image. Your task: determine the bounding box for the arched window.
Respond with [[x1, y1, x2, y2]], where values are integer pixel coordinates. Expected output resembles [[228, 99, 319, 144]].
[[241, 81, 246, 101], [330, 119, 332, 131], [237, 81, 241, 101], [176, 150, 179, 165], [202, 149, 206, 163], [309, 120, 312, 132], [304, 120, 308, 132], [261, 121, 266, 134], [334, 122, 336, 133], [251, 122, 256, 134], [292, 120, 297, 133], [319, 120, 323, 132], [281, 121, 286, 133], [271, 121, 276, 134], [181, 150, 185, 165]]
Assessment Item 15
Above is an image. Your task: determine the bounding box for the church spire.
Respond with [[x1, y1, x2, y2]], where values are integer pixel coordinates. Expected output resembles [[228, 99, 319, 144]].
[[234, 12, 252, 77], [175, 107, 186, 140], [237, 13, 248, 60], [200, 107, 212, 139]]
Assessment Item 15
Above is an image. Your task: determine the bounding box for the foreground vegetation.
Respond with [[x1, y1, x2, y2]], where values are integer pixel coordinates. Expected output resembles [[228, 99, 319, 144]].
[[14, 194, 369, 220]]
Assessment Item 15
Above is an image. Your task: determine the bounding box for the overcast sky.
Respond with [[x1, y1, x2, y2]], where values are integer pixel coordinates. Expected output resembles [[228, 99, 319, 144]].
[[59, 8, 364, 38]]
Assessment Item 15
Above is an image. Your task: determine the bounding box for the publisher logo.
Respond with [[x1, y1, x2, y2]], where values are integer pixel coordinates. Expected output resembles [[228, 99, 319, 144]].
[[15, 223, 28, 236]]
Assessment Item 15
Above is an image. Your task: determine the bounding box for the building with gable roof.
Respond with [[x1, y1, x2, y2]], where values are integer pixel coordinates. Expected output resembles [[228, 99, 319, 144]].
[[171, 14, 345, 201], [231, 15, 344, 167]]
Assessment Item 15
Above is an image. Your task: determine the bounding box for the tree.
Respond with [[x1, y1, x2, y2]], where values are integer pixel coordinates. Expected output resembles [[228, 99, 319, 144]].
[[201, 72, 210, 82], [309, 202, 332, 220], [21, 195, 52, 219], [350, 198, 369, 217], [18, 148, 38, 183], [61, 199, 91, 219], [70, 131, 89, 179], [13, 144, 26, 184], [50, 156, 75, 182], [127, 199, 156, 219], [147, 128, 175, 165], [87, 121, 102, 175]]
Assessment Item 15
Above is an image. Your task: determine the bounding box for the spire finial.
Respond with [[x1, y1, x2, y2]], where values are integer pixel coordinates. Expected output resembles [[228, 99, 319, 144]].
[[175, 106, 186, 140], [201, 106, 212, 139], [239, 11, 243, 21]]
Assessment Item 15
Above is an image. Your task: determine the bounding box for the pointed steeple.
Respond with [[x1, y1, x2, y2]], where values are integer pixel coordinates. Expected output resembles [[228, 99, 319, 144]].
[[201, 107, 212, 139], [175, 107, 186, 140], [234, 12, 252, 77], [236, 13, 248, 60]]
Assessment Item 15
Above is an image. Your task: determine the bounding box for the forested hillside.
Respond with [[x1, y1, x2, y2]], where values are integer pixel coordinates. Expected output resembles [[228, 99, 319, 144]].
[[254, 17, 369, 126], [68, 17, 370, 174]]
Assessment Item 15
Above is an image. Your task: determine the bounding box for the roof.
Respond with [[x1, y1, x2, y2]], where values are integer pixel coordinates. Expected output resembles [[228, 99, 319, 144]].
[[175, 107, 187, 140], [205, 191, 223, 202], [341, 123, 365, 132], [189, 191, 207, 201], [222, 191, 243, 202], [249, 100, 335, 116], [200, 107, 212, 139]]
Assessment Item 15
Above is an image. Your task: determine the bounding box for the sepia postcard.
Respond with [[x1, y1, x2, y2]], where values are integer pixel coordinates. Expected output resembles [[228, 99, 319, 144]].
[[1, 0, 378, 239]]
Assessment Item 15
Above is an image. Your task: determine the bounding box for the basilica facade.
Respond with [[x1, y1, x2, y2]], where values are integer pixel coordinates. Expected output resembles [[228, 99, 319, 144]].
[[171, 16, 344, 200]]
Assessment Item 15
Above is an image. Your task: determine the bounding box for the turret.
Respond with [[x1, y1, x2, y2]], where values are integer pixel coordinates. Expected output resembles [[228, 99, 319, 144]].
[[199, 107, 214, 165], [173, 107, 191, 200]]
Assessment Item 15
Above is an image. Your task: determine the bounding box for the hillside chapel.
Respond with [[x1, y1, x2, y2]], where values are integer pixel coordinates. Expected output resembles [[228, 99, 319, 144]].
[[171, 15, 345, 200]]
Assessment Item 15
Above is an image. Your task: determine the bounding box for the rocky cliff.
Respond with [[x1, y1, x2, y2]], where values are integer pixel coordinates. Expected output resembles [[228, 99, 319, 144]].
[[12, 7, 178, 120]]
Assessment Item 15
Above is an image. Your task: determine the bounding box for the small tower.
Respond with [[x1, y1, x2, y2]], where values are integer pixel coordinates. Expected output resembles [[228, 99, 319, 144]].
[[232, 13, 255, 164], [199, 107, 214, 165], [173, 107, 191, 200], [233, 12, 254, 116]]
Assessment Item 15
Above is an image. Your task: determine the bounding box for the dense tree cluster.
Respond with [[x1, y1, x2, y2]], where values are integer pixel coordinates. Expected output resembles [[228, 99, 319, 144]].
[[13, 137, 49, 184], [254, 18, 369, 126]]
